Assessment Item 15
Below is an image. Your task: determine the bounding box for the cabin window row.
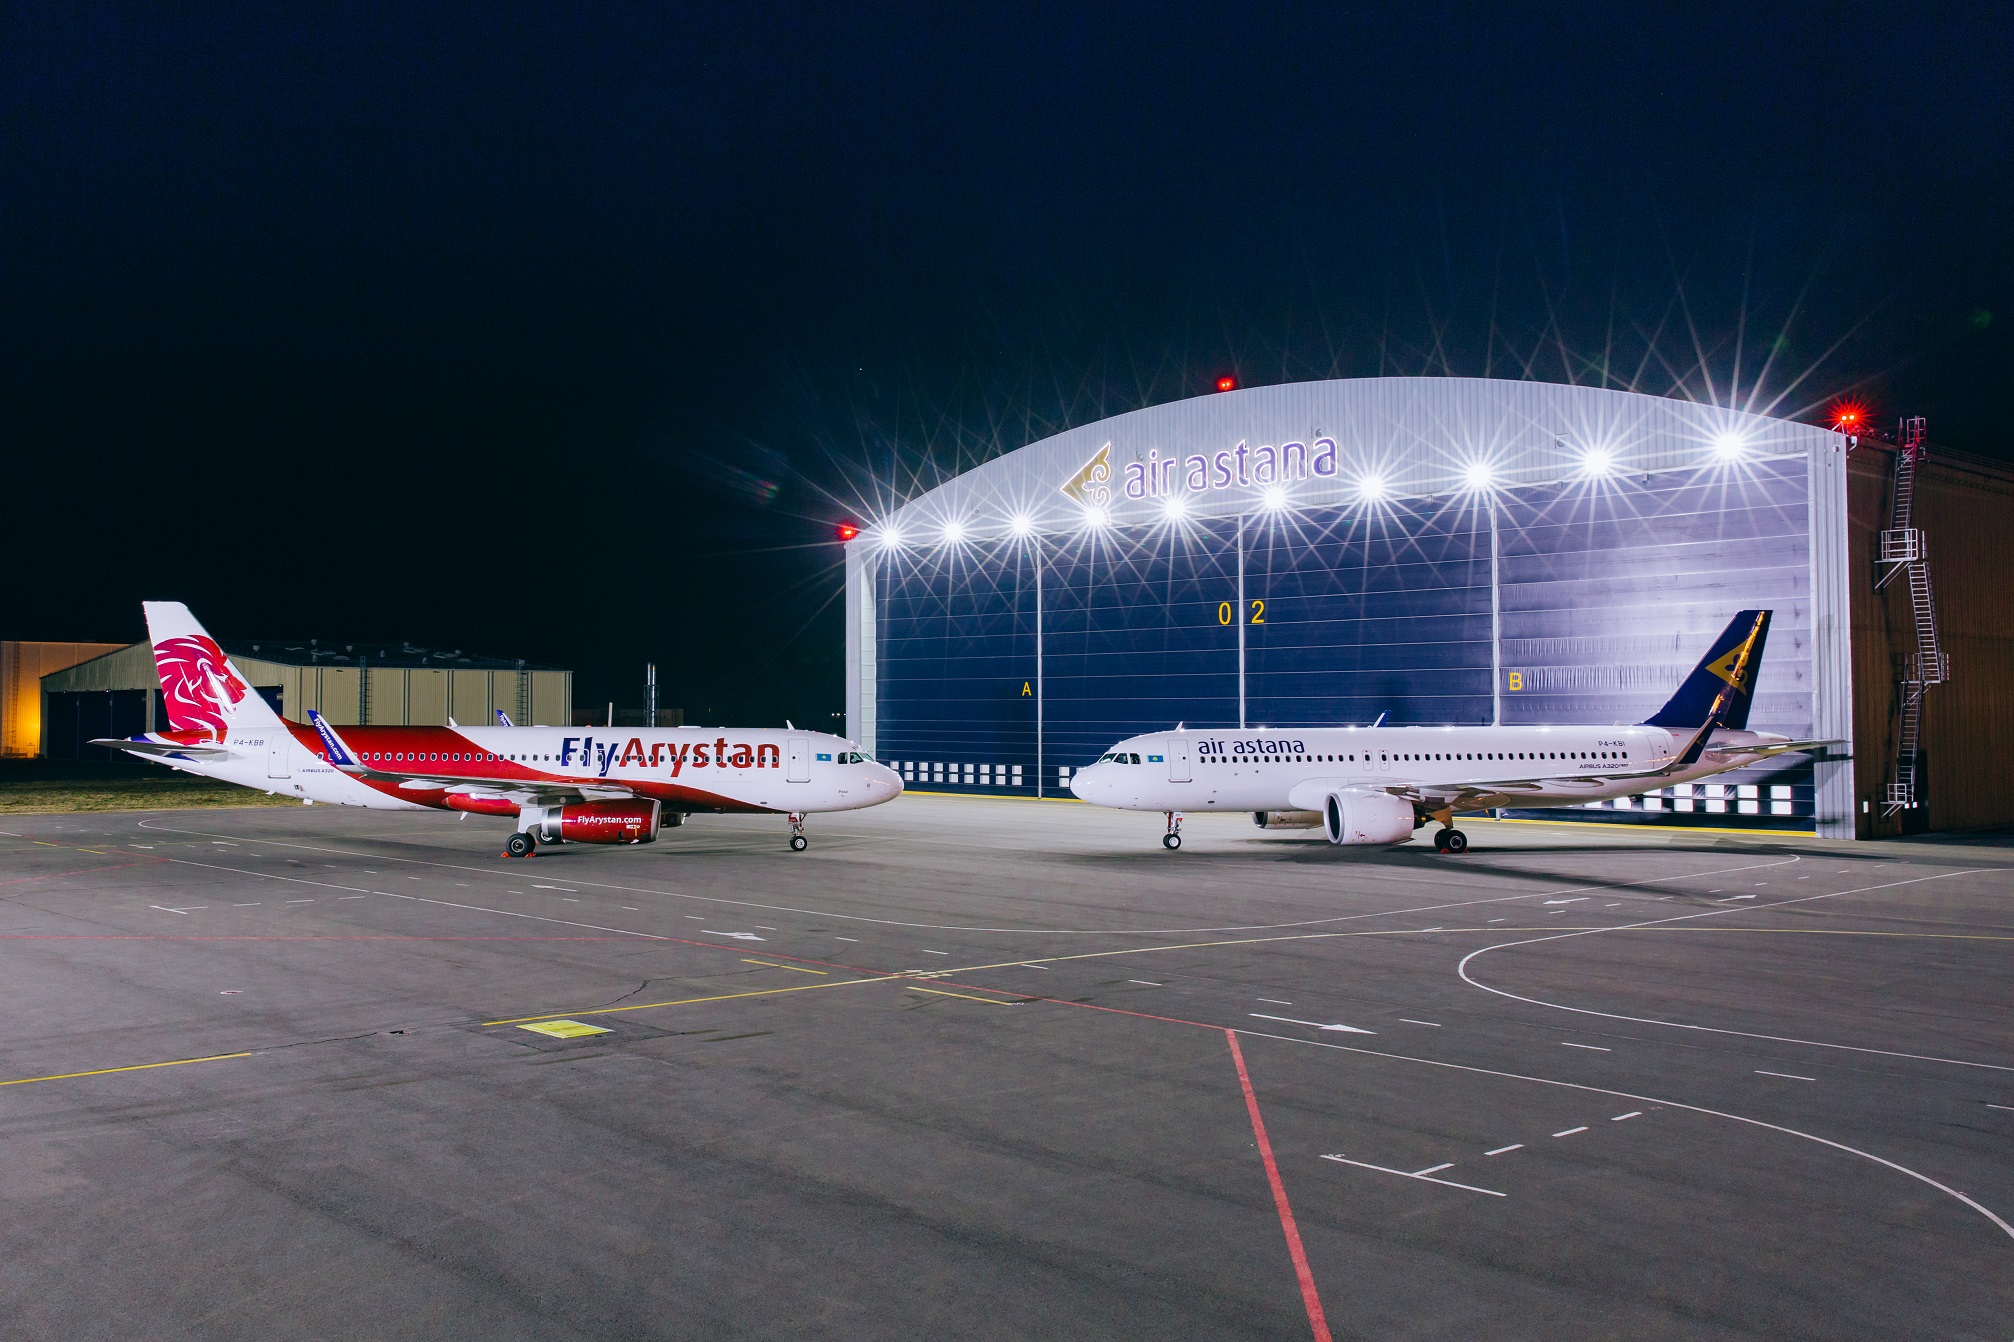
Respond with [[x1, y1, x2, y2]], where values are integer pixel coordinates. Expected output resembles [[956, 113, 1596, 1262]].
[[1204, 750, 1629, 764]]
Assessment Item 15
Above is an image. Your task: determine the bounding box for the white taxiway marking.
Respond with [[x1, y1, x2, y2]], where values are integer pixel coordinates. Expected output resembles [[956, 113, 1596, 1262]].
[[1250, 1013, 1375, 1035], [1485, 1144, 1523, 1156], [1611, 1112, 1642, 1121], [1543, 897, 1587, 906], [1128, 980, 1160, 986], [1987, 1104, 2014, 1113], [1021, 963, 1050, 969], [340, 895, 366, 899], [835, 936, 859, 941], [151, 905, 196, 915], [233, 902, 260, 907], [286, 899, 313, 904], [1321, 1154, 1504, 1197], [704, 931, 766, 941], [921, 949, 949, 955], [1413, 1163, 1454, 1175], [1257, 998, 1293, 1005], [1553, 1126, 1589, 1137], [622, 907, 638, 911], [1561, 1042, 1610, 1051], [1399, 1019, 1441, 1027], [1755, 1070, 1816, 1081], [756, 925, 777, 930]]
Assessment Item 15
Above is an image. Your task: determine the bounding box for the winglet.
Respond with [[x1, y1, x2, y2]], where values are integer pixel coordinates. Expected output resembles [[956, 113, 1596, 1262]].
[[306, 710, 361, 770], [495, 708, 515, 727]]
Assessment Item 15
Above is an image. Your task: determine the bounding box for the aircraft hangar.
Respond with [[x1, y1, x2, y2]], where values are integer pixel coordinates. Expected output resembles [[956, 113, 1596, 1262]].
[[843, 377, 2014, 840]]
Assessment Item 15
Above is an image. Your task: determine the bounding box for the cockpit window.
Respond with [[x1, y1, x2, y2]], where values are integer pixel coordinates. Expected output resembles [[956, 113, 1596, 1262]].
[[1099, 753, 1115, 762]]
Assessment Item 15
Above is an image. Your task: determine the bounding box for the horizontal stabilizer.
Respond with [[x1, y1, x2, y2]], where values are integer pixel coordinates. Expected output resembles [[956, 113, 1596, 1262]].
[[90, 737, 232, 760]]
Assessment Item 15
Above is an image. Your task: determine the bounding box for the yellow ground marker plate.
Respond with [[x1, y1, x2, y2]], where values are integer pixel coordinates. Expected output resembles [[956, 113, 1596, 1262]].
[[517, 1019, 613, 1039]]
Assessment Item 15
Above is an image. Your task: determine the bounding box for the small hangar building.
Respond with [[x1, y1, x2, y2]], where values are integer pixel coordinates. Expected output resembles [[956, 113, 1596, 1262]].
[[38, 639, 571, 761], [844, 377, 2014, 840]]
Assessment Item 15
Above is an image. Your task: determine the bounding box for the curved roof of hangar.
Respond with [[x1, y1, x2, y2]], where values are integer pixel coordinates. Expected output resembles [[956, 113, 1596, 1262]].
[[870, 376, 1836, 542]]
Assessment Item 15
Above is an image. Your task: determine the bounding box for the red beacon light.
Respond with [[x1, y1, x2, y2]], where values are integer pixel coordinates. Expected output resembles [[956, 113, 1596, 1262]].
[[835, 522, 861, 542], [1829, 399, 1868, 433], [1216, 375, 1237, 392]]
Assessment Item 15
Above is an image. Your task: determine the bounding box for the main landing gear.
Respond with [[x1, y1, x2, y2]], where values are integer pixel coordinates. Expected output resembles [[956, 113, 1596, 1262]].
[[788, 813, 808, 852], [504, 831, 537, 859], [1162, 811, 1184, 850], [1433, 827, 1469, 854]]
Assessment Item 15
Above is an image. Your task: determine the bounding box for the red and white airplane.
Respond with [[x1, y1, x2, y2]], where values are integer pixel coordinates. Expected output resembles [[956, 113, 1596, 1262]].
[[96, 602, 903, 855], [1069, 609, 1827, 852]]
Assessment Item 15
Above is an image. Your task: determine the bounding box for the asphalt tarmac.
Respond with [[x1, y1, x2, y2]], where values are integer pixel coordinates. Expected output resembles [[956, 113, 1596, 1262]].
[[0, 796, 2008, 1340]]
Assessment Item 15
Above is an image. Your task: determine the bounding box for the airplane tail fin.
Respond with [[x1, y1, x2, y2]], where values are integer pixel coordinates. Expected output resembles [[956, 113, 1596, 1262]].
[[142, 601, 286, 735], [1641, 610, 1771, 731]]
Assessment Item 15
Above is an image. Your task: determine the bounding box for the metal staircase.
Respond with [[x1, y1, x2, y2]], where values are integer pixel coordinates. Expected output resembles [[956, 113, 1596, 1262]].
[[1876, 417, 1947, 816]]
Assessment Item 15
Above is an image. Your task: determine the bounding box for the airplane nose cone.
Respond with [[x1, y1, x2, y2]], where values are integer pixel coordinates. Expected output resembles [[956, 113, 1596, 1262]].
[[1068, 768, 1094, 800]]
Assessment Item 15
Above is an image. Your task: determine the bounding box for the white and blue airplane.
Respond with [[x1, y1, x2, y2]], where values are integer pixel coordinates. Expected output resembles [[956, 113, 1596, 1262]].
[[1068, 610, 1826, 851]]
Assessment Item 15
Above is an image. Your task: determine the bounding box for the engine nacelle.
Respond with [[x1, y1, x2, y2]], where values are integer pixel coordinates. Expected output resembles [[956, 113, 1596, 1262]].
[[1253, 810, 1324, 830], [521, 799, 662, 845], [1322, 791, 1417, 845]]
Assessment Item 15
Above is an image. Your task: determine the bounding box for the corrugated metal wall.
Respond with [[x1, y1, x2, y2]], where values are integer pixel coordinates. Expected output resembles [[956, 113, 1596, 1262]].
[[1850, 445, 2014, 836], [39, 646, 572, 742]]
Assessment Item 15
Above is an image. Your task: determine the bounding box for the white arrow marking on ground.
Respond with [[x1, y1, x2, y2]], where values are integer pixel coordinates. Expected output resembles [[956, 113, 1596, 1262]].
[[1249, 1013, 1375, 1035], [703, 931, 767, 941]]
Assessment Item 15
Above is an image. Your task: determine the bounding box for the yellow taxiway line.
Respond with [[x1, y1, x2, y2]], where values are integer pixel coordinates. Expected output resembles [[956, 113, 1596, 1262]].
[[0, 1051, 252, 1088]]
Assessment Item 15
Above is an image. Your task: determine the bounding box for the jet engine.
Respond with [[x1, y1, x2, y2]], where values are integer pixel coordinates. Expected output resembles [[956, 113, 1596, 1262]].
[[1253, 810, 1323, 829], [1322, 791, 1417, 845], [520, 799, 662, 845]]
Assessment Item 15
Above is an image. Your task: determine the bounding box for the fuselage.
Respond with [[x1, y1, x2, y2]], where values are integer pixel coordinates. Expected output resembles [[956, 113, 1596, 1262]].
[[1067, 723, 1786, 813], [144, 721, 902, 816]]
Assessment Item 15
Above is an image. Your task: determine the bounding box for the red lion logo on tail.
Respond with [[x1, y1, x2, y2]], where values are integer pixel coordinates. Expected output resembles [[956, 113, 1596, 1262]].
[[153, 635, 248, 735]]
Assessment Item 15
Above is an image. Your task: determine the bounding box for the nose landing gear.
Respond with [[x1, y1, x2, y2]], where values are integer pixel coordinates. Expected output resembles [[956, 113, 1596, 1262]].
[[1162, 811, 1183, 850], [1432, 827, 1468, 854], [788, 813, 808, 852]]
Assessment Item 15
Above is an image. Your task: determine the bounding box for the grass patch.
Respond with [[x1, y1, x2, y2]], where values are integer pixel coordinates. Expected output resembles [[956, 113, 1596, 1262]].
[[0, 776, 300, 815]]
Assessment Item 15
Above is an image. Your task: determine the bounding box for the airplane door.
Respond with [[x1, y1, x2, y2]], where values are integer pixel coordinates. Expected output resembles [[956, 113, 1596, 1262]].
[[786, 737, 811, 782], [1168, 738, 1191, 783], [267, 735, 291, 779]]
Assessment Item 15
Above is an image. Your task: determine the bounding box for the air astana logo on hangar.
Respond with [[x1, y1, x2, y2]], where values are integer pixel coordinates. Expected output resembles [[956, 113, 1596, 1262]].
[[1058, 443, 1113, 507], [153, 635, 248, 735], [1058, 437, 1345, 506]]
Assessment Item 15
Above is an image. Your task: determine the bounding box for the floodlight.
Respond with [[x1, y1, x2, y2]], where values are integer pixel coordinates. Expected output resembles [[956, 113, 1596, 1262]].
[[1007, 514, 1034, 537], [1462, 461, 1495, 491], [1083, 505, 1110, 528], [1581, 448, 1615, 477], [1163, 496, 1188, 521], [941, 520, 967, 544], [1711, 431, 1746, 460], [1356, 474, 1388, 501], [1261, 485, 1287, 511], [877, 526, 904, 550]]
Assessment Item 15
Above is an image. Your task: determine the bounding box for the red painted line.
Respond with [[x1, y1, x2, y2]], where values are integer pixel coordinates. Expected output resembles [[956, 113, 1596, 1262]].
[[1226, 1029, 1333, 1342]]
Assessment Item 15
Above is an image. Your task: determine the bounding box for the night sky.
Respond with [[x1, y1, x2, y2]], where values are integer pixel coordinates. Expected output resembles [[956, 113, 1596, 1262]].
[[8, 4, 2008, 725]]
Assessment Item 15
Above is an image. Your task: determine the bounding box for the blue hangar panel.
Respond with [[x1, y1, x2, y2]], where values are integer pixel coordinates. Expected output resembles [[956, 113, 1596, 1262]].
[[854, 378, 1844, 831]]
